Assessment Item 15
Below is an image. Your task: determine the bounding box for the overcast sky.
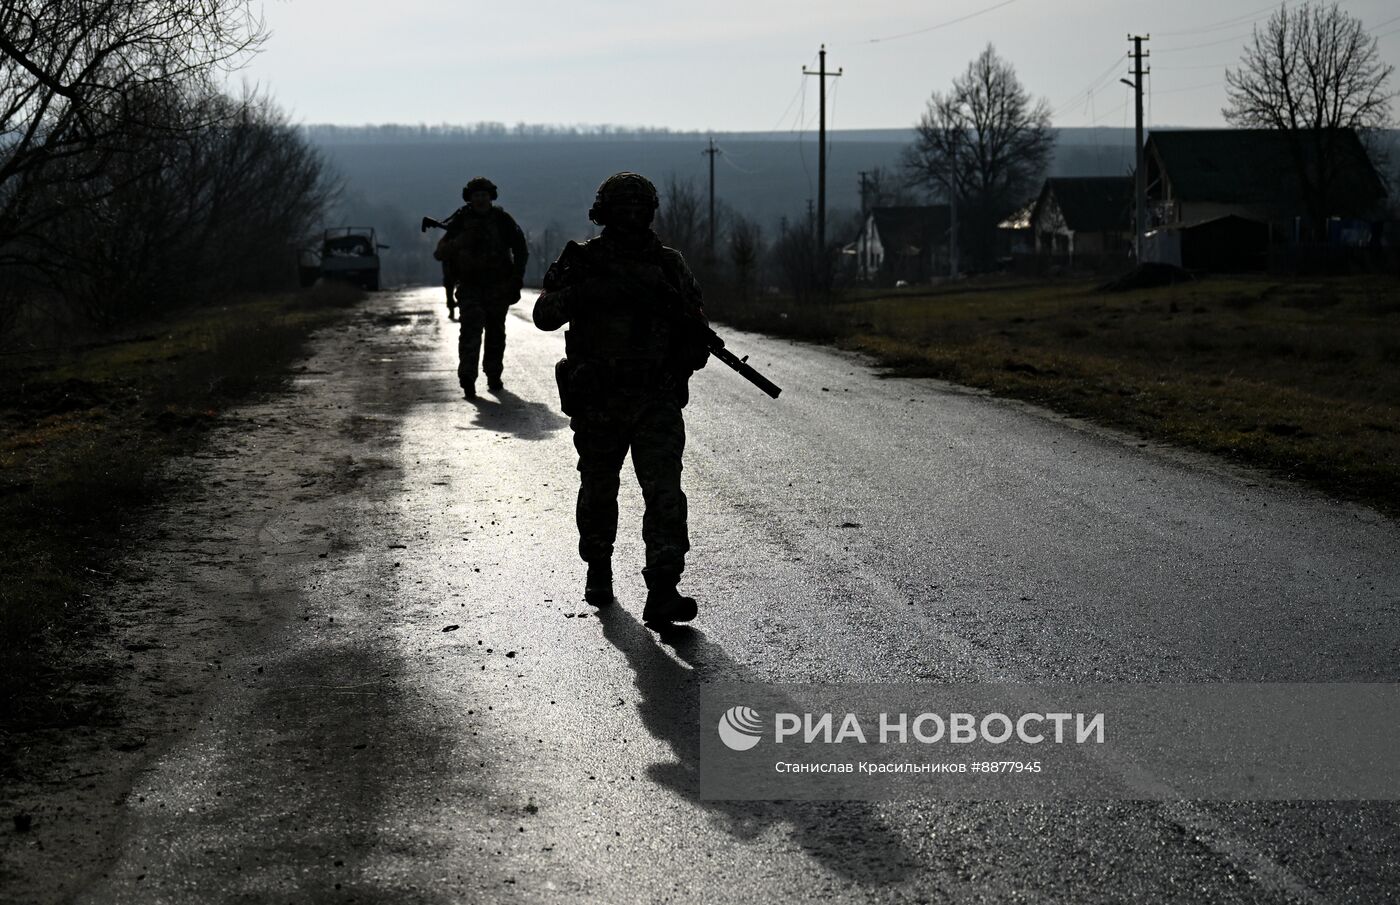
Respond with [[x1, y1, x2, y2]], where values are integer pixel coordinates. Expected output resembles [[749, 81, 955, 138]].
[[240, 0, 1400, 131]]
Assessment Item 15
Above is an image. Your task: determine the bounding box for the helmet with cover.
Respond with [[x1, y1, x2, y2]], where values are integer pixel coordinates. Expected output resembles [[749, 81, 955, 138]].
[[462, 177, 499, 202], [588, 172, 659, 226]]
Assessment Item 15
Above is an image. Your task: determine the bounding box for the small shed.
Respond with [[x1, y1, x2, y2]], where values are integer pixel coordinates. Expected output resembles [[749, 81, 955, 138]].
[[1144, 215, 1271, 271]]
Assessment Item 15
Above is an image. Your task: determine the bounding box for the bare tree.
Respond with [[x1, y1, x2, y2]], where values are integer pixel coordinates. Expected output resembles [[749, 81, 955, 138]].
[[903, 44, 1054, 270], [0, 0, 266, 260], [861, 165, 920, 212], [27, 84, 335, 324], [1224, 1, 1396, 236], [727, 214, 763, 303], [771, 208, 825, 302], [653, 175, 704, 262], [526, 220, 566, 284]]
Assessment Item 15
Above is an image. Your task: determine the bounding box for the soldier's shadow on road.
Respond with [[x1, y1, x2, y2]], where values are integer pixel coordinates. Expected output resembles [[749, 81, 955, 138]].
[[596, 605, 917, 889], [463, 387, 568, 441]]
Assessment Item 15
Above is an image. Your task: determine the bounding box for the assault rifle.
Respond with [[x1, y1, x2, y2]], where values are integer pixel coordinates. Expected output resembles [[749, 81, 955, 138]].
[[544, 240, 781, 399], [700, 329, 782, 399], [420, 215, 449, 233]]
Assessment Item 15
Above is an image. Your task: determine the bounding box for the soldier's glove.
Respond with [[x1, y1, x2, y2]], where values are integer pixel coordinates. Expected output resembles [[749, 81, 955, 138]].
[[684, 345, 710, 372], [680, 319, 712, 372]]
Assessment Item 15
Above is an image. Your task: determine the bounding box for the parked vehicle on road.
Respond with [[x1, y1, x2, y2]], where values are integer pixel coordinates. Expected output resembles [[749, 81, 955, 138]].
[[314, 227, 387, 290]]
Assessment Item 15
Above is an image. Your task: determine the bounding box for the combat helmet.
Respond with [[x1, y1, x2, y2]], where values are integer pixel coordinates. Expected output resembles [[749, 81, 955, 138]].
[[589, 172, 659, 225], [462, 176, 499, 202]]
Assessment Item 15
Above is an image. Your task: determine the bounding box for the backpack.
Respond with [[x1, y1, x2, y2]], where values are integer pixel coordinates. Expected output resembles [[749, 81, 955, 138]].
[[438, 209, 513, 283]]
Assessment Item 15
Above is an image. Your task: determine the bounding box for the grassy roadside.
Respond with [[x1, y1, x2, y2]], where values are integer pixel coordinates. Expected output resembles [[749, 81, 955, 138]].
[[709, 275, 1400, 511], [0, 284, 361, 739]]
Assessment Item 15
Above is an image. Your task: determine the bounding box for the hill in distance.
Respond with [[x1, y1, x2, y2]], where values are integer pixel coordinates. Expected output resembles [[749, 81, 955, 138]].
[[303, 124, 1166, 284]]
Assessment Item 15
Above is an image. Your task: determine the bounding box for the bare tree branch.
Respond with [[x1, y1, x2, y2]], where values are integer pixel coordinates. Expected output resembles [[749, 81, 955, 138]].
[[1223, 1, 1395, 234], [903, 44, 1054, 269]]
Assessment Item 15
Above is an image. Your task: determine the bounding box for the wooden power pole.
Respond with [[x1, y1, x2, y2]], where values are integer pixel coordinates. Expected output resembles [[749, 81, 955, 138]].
[[803, 45, 842, 258], [703, 137, 719, 262], [1122, 35, 1150, 262]]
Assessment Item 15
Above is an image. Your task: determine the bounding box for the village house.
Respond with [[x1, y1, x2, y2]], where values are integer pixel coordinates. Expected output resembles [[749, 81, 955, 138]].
[[1142, 128, 1388, 269], [850, 205, 951, 285], [1030, 176, 1134, 269]]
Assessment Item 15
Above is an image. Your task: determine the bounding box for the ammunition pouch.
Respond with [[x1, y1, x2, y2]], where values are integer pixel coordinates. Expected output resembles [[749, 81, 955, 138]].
[[556, 354, 689, 416], [555, 357, 577, 416]]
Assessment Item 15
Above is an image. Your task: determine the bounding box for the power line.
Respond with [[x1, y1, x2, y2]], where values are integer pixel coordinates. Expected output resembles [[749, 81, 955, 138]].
[[1154, 1, 1292, 36], [1051, 53, 1129, 120], [719, 150, 759, 176], [794, 68, 813, 201], [1121, 81, 1131, 173], [1155, 32, 1253, 53], [863, 0, 1022, 44], [1088, 98, 1128, 125], [1151, 80, 1224, 95], [767, 79, 807, 134], [1153, 61, 1234, 71], [766, 54, 817, 134]]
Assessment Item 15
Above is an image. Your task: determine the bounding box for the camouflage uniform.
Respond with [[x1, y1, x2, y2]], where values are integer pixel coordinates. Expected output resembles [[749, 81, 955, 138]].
[[533, 224, 708, 590], [434, 188, 528, 392]]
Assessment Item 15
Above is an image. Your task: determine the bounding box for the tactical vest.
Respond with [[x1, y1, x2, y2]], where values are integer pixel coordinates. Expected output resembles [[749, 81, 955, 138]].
[[447, 209, 513, 283], [563, 239, 682, 367]]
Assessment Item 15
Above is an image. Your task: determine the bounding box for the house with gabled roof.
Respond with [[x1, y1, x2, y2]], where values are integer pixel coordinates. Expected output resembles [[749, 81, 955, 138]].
[[1141, 128, 1389, 269], [1144, 129, 1386, 236], [1031, 176, 1134, 267], [851, 205, 951, 284]]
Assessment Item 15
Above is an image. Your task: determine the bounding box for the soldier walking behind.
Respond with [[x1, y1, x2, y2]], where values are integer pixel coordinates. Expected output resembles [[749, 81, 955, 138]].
[[533, 173, 711, 626], [433, 177, 528, 398]]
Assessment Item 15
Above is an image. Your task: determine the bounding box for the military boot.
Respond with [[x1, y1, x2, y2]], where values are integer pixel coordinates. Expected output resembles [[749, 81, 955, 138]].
[[584, 561, 614, 607], [642, 584, 697, 625]]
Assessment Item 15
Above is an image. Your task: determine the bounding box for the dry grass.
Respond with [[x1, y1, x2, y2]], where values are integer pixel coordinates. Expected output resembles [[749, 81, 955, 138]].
[[0, 283, 361, 731], [709, 275, 1400, 510]]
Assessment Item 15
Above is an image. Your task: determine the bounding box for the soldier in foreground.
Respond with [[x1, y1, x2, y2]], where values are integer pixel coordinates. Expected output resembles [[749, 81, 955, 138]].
[[532, 173, 712, 625], [428, 177, 528, 398]]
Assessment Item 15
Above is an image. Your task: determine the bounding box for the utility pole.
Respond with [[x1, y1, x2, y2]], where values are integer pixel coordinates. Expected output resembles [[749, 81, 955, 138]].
[[803, 45, 842, 258], [857, 170, 870, 280], [703, 136, 719, 262], [1122, 35, 1150, 262]]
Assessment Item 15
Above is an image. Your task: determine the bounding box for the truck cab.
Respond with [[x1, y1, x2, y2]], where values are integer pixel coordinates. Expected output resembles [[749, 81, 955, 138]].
[[317, 227, 386, 290]]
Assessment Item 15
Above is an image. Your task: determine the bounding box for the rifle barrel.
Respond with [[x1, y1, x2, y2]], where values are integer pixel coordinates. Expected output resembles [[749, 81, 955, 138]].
[[710, 343, 782, 399]]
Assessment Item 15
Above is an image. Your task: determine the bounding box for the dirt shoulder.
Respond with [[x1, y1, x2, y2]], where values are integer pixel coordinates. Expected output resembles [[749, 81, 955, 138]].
[[0, 289, 390, 901]]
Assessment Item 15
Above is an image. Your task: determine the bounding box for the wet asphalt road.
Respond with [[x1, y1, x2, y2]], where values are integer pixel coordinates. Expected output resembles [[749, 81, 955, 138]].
[[65, 288, 1400, 903]]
